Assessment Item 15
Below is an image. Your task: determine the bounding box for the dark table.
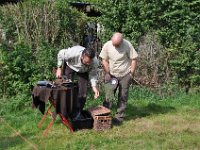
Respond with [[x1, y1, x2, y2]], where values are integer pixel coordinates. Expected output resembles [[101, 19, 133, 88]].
[[32, 82, 79, 134]]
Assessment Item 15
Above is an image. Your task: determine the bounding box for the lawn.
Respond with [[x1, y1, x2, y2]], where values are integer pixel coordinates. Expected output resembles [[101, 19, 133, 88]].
[[1, 87, 200, 150]]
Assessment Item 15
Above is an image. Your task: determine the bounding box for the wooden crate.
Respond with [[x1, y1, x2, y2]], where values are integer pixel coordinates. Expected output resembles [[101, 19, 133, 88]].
[[88, 105, 112, 131], [93, 115, 112, 131], [88, 105, 111, 116]]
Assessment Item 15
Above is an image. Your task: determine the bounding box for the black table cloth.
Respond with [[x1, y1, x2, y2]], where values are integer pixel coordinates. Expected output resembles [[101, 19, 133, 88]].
[[32, 83, 78, 119]]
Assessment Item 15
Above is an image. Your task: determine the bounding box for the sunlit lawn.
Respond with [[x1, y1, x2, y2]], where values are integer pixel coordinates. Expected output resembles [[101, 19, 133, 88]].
[[1, 88, 200, 150]]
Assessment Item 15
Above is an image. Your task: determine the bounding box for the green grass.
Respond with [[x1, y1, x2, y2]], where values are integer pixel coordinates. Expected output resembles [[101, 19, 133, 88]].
[[1, 87, 200, 150]]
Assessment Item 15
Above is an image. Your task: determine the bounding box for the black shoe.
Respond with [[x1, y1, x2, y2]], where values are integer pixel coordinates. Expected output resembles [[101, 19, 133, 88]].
[[112, 118, 123, 126]]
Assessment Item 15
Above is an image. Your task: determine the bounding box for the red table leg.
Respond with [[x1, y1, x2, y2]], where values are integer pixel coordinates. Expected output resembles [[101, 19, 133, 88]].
[[38, 100, 74, 136], [59, 114, 74, 133], [37, 104, 53, 129]]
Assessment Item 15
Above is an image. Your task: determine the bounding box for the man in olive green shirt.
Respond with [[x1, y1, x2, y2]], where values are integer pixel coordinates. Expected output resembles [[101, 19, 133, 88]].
[[99, 32, 138, 125]]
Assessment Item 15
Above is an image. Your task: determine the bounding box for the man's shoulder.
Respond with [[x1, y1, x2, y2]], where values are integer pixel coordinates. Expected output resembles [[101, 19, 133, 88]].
[[59, 45, 85, 53], [69, 45, 85, 51], [123, 39, 133, 46], [59, 48, 68, 52], [122, 39, 135, 52], [66, 45, 85, 57], [103, 40, 112, 47]]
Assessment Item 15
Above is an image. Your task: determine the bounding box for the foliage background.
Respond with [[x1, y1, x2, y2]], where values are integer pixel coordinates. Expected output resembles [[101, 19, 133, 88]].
[[0, 1, 200, 149], [0, 0, 88, 98], [100, 0, 200, 91], [0, 0, 200, 108]]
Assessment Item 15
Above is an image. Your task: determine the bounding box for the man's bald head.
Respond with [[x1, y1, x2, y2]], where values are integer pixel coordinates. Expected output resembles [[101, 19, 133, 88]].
[[111, 32, 123, 47]]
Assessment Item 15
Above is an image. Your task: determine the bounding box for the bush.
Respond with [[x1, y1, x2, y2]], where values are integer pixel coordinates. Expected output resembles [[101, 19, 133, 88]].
[[99, 0, 200, 91], [0, 0, 89, 97]]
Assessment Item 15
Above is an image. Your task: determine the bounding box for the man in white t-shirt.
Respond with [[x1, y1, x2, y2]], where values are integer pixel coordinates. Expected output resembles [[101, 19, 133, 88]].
[[99, 32, 138, 125]]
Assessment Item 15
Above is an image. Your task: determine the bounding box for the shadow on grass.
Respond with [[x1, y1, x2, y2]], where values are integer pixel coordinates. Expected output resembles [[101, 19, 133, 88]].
[[125, 102, 176, 121], [0, 133, 36, 149]]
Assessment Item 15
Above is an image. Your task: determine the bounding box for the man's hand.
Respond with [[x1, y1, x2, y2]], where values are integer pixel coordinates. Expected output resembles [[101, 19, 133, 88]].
[[92, 86, 99, 99], [130, 59, 137, 77], [56, 67, 62, 78]]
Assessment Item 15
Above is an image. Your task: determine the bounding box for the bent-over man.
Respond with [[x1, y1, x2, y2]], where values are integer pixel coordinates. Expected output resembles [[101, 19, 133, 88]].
[[56, 45, 99, 115]]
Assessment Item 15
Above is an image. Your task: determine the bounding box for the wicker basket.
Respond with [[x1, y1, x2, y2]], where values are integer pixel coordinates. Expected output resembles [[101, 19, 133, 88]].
[[93, 115, 112, 131]]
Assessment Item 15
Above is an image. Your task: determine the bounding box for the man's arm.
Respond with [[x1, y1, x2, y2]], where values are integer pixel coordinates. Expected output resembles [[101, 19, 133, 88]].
[[102, 59, 110, 74], [130, 59, 137, 76], [89, 58, 99, 99], [56, 49, 68, 78], [99, 42, 111, 81], [56, 67, 62, 78], [102, 59, 112, 82], [127, 41, 138, 76]]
